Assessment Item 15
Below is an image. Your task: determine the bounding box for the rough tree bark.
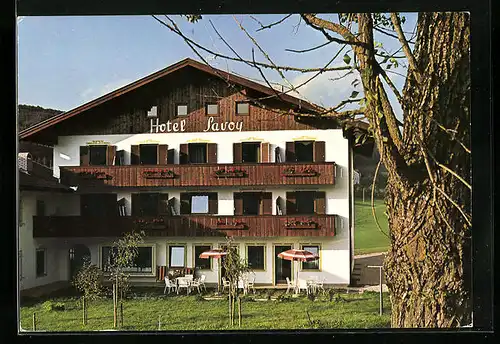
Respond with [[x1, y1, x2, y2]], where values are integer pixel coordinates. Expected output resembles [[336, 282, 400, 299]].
[[381, 13, 471, 327]]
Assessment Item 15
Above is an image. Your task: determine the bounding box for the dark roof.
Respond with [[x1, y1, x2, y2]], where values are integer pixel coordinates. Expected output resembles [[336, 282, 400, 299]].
[[19, 58, 321, 140], [19, 172, 73, 192]]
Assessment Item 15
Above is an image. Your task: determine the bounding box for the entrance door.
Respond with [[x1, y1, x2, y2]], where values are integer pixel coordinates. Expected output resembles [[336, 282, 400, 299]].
[[69, 244, 91, 280], [274, 245, 292, 285]]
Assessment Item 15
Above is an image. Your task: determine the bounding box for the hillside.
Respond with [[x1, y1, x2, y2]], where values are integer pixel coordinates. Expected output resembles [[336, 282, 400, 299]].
[[18, 104, 63, 131]]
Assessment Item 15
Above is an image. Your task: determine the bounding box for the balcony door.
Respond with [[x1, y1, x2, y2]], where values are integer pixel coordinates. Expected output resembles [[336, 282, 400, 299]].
[[274, 245, 292, 285], [69, 244, 91, 280]]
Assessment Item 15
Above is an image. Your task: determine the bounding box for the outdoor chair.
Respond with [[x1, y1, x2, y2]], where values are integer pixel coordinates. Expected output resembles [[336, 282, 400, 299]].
[[316, 278, 326, 294], [190, 278, 202, 294], [285, 277, 293, 294], [184, 274, 194, 280], [222, 277, 230, 293], [164, 277, 177, 294], [177, 278, 191, 295], [247, 275, 256, 294], [198, 274, 207, 291]]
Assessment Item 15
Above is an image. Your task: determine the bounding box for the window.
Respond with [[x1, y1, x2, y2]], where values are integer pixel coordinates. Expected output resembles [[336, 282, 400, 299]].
[[89, 145, 107, 166], [296, 191, 315, 214], [301, 245, 320, 270], [81, 194, 117, 217], [242, 142, 260, 163], [169, 246, 186, 268], [191, 195, 209, 214], [101, 246, 153, 273], [181, 192, 218, 215], [36, 248, 46, 277], [206, 103, 219, 115], [188, 143, 207, 163], [133, 193, 160, 216], [295, 141, 314, 162], [194, 245, 212, 270], [140, 144, 158, 165], [247, 245, 265, 270], [36, 200, 45, 216], [176, 104, 188, 116], [236, 102, 249, 115], [242, 193, 260, 215]]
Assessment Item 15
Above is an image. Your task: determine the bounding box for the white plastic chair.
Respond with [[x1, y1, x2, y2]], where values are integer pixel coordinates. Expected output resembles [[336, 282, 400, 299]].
[[222, 277, 230, 292], [316, 278, 326, 294], [190, 278, 202, 294], [285, 277, 293, 294], [177, 278, 191, 295], [198, 274, 207, 291], [247, 275, 256, 294], [164, 277, 177, 294]]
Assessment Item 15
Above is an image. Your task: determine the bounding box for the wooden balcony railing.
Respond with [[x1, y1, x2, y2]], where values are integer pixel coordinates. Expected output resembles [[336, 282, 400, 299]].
[[59, 162, 335, 188], [33, 215, 336, 238]]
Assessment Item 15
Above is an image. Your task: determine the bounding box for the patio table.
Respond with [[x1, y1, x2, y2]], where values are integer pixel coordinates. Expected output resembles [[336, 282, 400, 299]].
[[176, 277, 193, 295], [306, 279, 318, 295]]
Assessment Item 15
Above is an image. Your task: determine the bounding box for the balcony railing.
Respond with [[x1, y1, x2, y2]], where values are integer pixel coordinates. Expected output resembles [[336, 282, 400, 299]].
[[59, 162, 335, 188], [33, 215, 336, 238]]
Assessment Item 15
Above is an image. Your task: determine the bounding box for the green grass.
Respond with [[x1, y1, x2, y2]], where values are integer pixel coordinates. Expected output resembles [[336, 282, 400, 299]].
[[354, 198, 390, 255], [20, 291, 391, 331]]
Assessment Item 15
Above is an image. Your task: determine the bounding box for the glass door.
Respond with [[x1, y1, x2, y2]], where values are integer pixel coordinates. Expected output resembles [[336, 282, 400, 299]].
[[274, 245, 292, 285]]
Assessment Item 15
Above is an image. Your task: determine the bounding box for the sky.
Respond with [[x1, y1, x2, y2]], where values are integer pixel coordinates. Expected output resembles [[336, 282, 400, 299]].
[[17, 14, 417, 121]]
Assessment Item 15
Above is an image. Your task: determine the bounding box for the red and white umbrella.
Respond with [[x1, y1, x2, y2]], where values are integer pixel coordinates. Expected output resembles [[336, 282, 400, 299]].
[[277, 249, 319, 293], [199, 249, 227, 292]]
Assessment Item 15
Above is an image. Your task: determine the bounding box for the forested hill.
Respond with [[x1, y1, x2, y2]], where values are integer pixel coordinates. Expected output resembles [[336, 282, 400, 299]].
[[18, 104, 63, 131]]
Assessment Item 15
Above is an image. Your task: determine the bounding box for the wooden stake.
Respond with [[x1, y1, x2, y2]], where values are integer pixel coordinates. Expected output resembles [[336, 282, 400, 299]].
[[120, 302, 124, 327], [238, 296, 242, 327], [32, 312, 36, 331], [82, 296, 86, 325], [228, 294, 232, 325], [113, 284, 117, 328]]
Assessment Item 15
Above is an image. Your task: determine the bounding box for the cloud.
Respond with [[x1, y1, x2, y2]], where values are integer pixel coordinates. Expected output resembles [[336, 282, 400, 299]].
[[80, 78, 132, 103]]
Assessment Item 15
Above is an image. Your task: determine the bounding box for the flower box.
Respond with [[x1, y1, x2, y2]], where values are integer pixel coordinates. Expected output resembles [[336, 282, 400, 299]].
[[78, 171, 113, 180], [142, 170, 176, 179], [284, 221, 318, 230], [213, 168, 247, 178], [134, 218, 165, 229], [282, 168, 318, 177], [215, 224, 247, 230]]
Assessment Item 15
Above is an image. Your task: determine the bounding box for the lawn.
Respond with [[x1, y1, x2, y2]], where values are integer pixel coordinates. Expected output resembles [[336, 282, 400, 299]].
[[20, 290, 391, 331], [354, 198, 390, 255]]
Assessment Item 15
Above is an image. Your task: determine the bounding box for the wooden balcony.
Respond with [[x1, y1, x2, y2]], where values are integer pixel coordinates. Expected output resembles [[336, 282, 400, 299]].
[[59, 162, 335, 189], [32, 215, 336, 238]]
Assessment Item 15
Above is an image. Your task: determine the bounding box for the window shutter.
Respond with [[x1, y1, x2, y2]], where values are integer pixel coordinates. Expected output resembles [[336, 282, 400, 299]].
[[80, 146, 89, 166], [207, 143, 217, 163], [168, 197, 177, 216], [233, 143, 242, 163], [314, 191, 326, 214], [286, 192, 297, 215], [260, 142, 270, 163], [234, 193, 243, 215], [131, 145, 140, 165], [285, 142, 296, 162], [106, 145, 117, 165], [276, 196, 284, 215], [314, 141, 326, 162], [261, 192, 273, 215], [115, 150, 125, 166], [167, 149, 175, 164], [179, 144, 189, 164], [158, 144, 168, 165], [180, 193, 191, 214], [158, 193, 170, 215], [131, 193, 141, 216], [208, 193, 218, 214]]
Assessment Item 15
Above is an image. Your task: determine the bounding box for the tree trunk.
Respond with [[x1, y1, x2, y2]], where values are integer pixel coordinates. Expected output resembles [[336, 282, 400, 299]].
[[113, 283, 117, 328], [238, 296, 242, 327], [82, 296, 87, 325], [382, 13, 471, 327]]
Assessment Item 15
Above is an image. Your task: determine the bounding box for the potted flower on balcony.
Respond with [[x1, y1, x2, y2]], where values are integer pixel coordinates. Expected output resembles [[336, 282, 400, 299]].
[[282, 167, 318, 177], [133, 217, 165, 230], [284, 220, 318, 229], [215, 219, 247, 230], [143, 169, 176, 179], [214, 167, 247, 178]]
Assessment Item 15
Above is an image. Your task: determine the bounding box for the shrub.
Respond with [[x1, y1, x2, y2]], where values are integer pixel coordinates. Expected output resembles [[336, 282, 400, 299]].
[[307, 292, 316, 302], [42, 301, 65, 312]]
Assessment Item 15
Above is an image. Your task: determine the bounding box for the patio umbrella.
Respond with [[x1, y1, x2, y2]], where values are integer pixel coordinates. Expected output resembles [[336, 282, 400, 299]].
[[199, 249, 227, 293], [277, 249, 319, 293]]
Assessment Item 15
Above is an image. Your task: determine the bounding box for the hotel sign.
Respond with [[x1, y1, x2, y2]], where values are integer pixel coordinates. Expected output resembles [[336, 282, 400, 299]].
[[150, 117, 243, 133]]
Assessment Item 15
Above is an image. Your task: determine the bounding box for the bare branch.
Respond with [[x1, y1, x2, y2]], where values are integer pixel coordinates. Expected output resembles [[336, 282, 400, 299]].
[[390, 13, 422, 83], [332, 97, 365, 111], [286, 40, 333, 54], [431, 118, 471, 154], [151, 15, 351, 73], [371, 159, 390, 238], [329, 69, 354, 83], [300, 14, 362, 46], [374, 26, 416, 45], [378, 66, 404, 104], [254, 14, 292, 32]]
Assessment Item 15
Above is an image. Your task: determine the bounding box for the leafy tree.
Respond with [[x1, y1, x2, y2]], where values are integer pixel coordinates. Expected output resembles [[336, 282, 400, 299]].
[[153, 12, 472, 327], [71, 257, 104, 325], [104, 231, 145, 328]]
